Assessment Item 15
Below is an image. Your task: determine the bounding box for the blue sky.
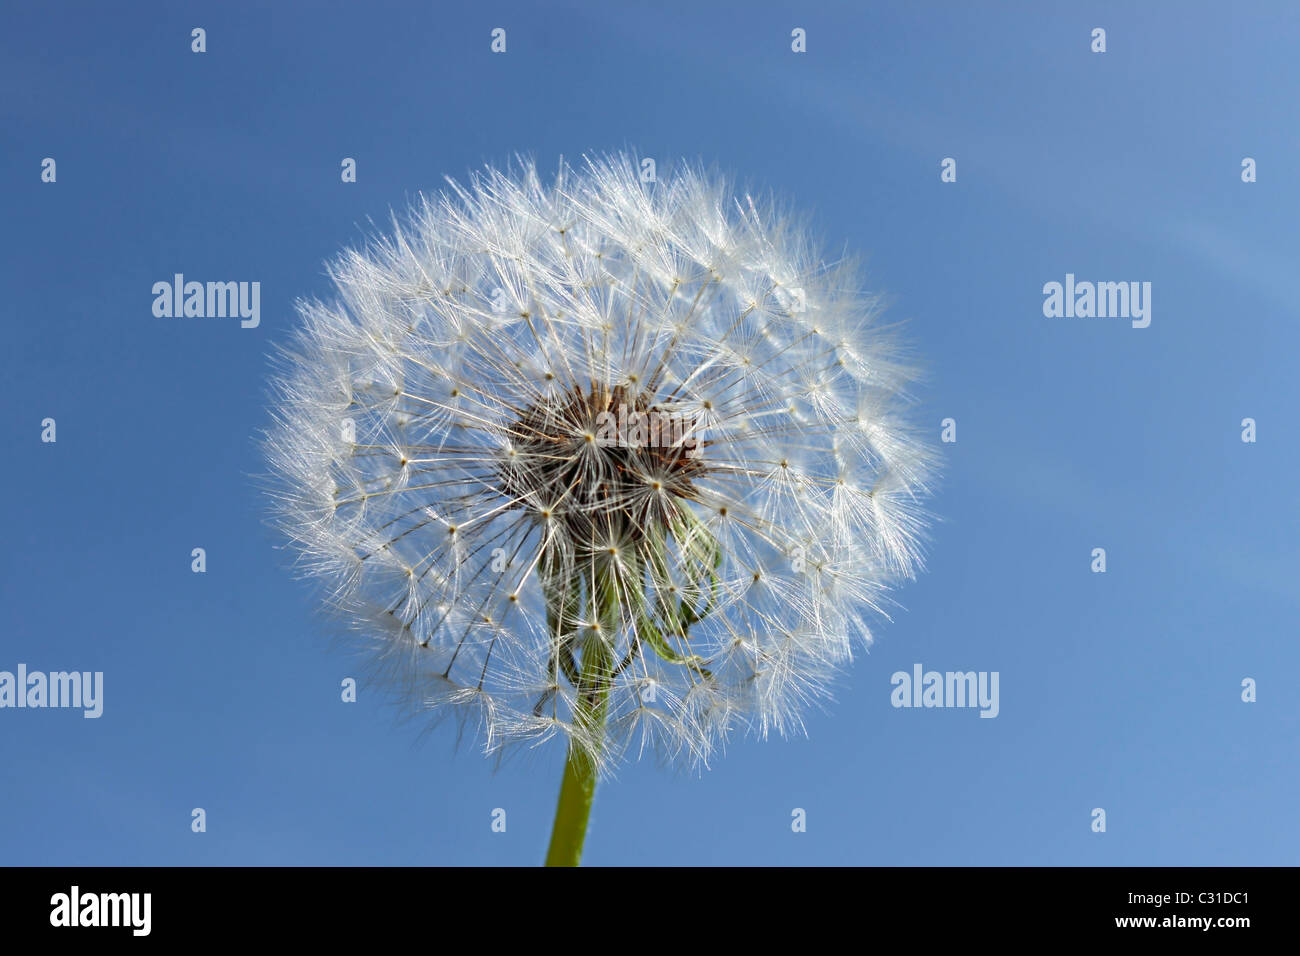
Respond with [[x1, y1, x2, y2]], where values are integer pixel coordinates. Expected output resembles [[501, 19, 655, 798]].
[[2, 1, 1297, 865]]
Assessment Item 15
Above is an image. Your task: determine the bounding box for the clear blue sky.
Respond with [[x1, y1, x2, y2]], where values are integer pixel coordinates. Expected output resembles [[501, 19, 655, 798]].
[[2, 1, 1296, 865]]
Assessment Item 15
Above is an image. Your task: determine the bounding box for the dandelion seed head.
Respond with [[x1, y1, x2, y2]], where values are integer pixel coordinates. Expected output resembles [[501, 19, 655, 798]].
[[264, 152, 936, 774]]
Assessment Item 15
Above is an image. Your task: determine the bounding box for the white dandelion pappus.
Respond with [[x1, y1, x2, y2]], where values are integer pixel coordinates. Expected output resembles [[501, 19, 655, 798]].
[[264, 153, 936, 775]]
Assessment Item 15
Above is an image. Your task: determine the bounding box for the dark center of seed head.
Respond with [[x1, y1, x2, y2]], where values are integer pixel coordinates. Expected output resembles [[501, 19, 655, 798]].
[[498, 383, 705, 537]]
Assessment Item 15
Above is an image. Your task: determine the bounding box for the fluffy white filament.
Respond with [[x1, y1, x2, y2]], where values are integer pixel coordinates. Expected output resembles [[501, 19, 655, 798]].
[[264, 153, 936, 774]]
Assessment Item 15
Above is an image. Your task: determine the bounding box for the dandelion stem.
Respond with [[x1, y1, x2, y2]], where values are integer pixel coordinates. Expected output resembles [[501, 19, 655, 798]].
[[545, 731, 600, 867], [544, 562, 619, 866]]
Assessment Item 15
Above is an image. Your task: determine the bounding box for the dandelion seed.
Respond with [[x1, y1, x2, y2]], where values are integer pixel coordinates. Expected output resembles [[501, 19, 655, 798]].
[[263, 152, 937, 864]]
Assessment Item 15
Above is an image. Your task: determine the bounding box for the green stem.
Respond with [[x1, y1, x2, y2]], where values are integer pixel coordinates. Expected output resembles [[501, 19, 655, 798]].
[[545, 736, 599, 867], [544, 561, 619, 867]]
